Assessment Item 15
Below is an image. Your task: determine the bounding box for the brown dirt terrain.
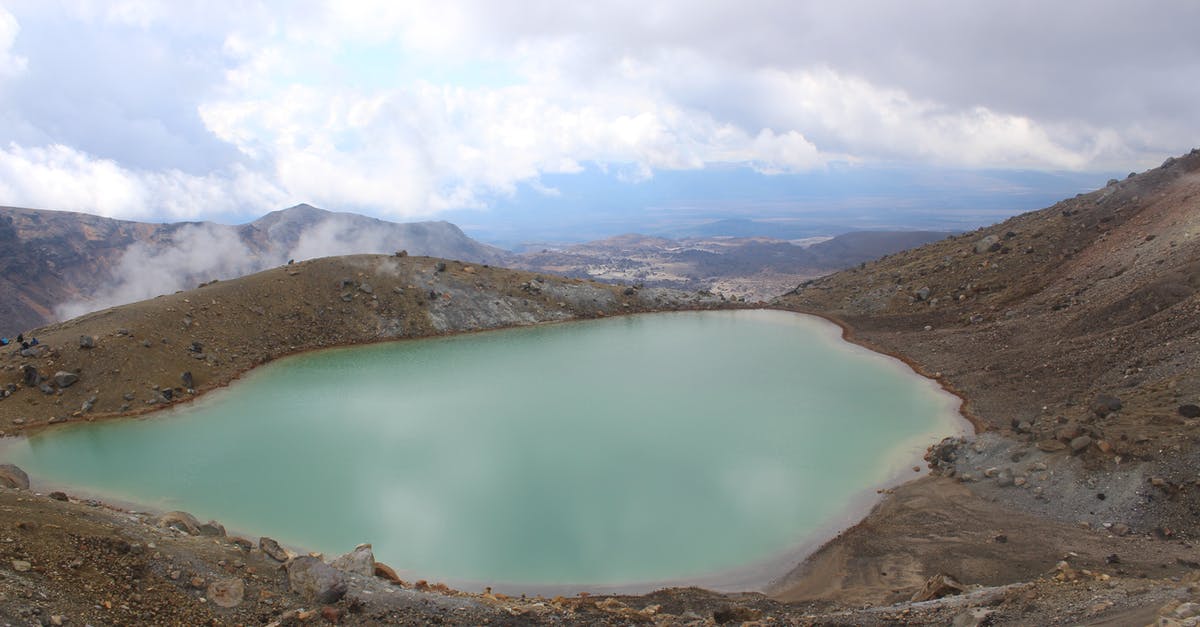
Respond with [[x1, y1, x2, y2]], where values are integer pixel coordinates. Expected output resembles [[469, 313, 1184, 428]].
[[769, 148, 1200, 623], [4, 151, 1200, 625]]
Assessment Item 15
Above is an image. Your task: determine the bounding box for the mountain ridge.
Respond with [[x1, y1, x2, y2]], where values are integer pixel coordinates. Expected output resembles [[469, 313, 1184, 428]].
[[0, 203, 511, 336]]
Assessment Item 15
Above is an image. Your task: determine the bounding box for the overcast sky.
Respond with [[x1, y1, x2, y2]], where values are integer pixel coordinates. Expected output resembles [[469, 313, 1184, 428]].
[[0, 0, 1197, 226]]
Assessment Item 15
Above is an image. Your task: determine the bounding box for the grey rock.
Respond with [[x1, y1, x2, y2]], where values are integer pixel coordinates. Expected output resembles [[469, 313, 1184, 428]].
[[259, 536, 290, 562], [331, 544, 375, 577], [181, 371, 194, 390], [358, 282, 373, 294], [1091, 394, 1122, 417], [286, 556, 347, 604], [20, 364, 40, 387], [974, 234, 1000, 254], [207, 578, 245, 608], [1070, 435, 1093, 453], [39, 383, 55, 395], [0, 464, 30, 490], [79, 335, 95, 349], [197, 520, 226, 537], [1179, 404, 1200, 419], [53, 371, 79, 388], [157, 511, 201, 535], [914, 286, 931, 301]]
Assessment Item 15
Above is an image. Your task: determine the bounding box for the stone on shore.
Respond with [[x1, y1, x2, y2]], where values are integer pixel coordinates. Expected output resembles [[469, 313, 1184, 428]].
[[197, 520, 226, 537], [286, 556, 347, 604], [157, 511, 201, 535], [0, 464, 30, 490], [331, 543, 375, 577], [259, 536, 290, 562]]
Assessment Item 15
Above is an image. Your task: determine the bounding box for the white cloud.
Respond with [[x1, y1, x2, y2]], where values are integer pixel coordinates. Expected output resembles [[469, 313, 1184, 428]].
[[0, 7, 27, 77], [2, 1, 1197, 221], [0, 142, 286, 220]]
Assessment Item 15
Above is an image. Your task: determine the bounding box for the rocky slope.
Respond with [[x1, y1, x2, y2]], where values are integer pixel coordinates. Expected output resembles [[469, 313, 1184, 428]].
[[0, 204, 510, 337], [769, 148, 1200, 620]]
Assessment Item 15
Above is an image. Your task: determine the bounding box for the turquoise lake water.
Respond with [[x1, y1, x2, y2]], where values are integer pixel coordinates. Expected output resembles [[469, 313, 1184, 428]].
[[0, 310, 962, 590]]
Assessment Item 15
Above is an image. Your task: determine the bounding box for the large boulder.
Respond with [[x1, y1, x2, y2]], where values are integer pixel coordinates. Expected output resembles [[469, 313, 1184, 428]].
[[0, 464, 30, 490], [331, 544, 376, 577], [286, 557, 347, 604], [157, 511, 201, 535]]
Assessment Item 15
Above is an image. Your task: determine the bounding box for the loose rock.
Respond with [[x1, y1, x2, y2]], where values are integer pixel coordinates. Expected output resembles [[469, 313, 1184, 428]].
[[330, 543, 375, 577], [911, 573, 966, 602], [0, 464, 30, 490], [197, 520, 226, 537], [206, 578, 244, 608], [1091, 394, 1122, 417], [157, 511, 201, 535], [285, 556, 347, 604], [20, 364, 40, 387], [259, 536, 290, 562]]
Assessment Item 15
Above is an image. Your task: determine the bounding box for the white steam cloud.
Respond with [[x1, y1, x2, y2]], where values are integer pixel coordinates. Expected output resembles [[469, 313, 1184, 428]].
[[54, 214, 485, 321]]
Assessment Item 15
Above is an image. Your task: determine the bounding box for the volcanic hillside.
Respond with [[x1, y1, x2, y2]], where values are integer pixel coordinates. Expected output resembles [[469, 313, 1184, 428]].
[[777, 148, 1200, 536]]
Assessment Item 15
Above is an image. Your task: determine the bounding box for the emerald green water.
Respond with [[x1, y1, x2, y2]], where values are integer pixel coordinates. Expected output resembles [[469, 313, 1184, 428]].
[[1, 310, 962, 589]]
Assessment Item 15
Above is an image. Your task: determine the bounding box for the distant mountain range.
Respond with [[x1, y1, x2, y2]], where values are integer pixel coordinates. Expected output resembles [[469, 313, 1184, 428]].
[[510, 230, 952, 300], [0, 202, 951, 336]]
